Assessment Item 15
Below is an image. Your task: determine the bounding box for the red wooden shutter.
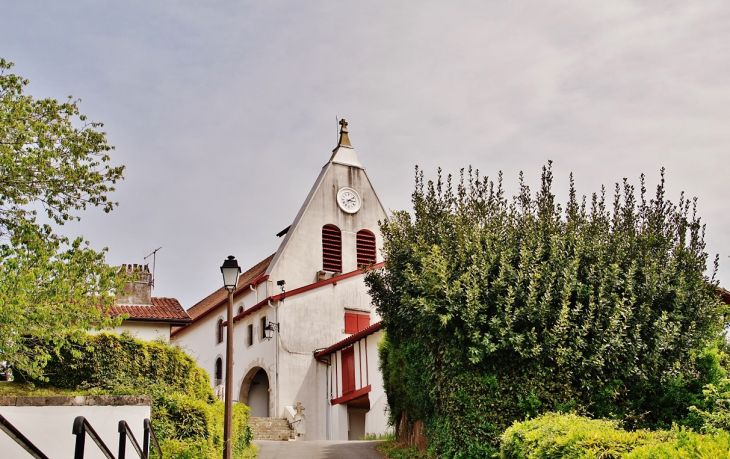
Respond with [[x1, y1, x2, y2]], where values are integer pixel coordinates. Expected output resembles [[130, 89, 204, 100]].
[[322, 225, 342, 272], [357, 314, 370, 333], [345, 313, 358, 334], [342, 347, 356, 395], [356, 230, 376, 267]]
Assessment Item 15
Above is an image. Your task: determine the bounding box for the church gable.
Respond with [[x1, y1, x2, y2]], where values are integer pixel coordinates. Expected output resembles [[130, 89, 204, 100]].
[[266, 120, 387, 290]]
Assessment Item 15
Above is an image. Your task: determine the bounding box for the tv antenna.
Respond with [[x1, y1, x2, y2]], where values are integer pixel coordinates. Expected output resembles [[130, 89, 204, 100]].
[[144, 247, 162, 289]]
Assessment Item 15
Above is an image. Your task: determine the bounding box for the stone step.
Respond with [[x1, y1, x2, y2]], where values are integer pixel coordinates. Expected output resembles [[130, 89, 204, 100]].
[[249, 417, 293, 441]]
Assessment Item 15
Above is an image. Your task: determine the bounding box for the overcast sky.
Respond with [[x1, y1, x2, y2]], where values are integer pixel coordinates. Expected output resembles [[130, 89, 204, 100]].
[[3, 1, 729, 308]]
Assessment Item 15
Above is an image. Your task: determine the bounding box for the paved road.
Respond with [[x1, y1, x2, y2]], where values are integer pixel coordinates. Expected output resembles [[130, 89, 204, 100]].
[[255, 440, 384, 459]]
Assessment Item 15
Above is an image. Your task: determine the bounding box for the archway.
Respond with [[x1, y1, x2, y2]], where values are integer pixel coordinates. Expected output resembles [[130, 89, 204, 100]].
[[239, 366, 270, 417]]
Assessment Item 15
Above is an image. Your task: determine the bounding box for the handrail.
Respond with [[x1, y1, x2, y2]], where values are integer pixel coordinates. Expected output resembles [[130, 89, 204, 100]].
[[72, 416, 116, 459], [144, 418, 163, 459], [118, 420, 145, 459], [0, 413, 50, 459]]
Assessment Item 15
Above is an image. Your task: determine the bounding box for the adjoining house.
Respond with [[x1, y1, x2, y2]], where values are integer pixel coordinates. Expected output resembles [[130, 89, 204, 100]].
[[105, 263, 191, 341], [171, 120, 390, 440]]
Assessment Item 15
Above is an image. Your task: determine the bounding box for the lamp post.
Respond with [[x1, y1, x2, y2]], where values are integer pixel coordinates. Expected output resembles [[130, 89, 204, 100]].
[[220, 255, 241, 459]]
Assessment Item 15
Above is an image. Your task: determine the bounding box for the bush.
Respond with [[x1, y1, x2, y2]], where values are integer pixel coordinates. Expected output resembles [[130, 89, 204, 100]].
[[25, 332, 254, 459], [501, 413, 730, 459], [501, 413, 667, 459], [367, 165, 728, 456]]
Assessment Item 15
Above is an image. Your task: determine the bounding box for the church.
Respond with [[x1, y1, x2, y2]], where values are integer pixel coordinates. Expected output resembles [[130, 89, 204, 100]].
[[171, 120, 390, 441]]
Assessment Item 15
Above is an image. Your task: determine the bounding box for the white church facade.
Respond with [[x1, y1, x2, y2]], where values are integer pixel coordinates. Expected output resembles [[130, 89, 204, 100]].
[[171, 120, 389, 440]]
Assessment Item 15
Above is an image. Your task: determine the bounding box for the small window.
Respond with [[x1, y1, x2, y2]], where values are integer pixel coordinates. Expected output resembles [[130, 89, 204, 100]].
[[216, 319, 224, 344], [214, 358, 222, 386], [322, 224, 342, 272], [345, 313, 370, 334], [238, 305, 244, 315], [356, 230, 376, 267], [247, 324, 254, 346], [260, 316, 268, 340]]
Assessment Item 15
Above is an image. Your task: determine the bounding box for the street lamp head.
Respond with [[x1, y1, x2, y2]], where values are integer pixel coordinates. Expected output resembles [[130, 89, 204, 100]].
[[264, 322, 278, 340], [220, 255, 241, 291]]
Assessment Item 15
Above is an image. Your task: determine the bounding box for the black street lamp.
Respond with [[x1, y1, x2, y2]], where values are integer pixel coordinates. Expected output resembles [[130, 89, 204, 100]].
[[220, 255, 240, 459]]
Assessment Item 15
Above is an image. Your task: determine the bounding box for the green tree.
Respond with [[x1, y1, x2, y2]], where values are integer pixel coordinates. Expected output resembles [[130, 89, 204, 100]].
[[366, 163, 728, 457], [0, 58, 125, 379]]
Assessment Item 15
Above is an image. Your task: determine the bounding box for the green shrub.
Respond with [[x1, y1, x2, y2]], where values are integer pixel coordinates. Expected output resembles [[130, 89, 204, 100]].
[[501, 413, 667, 459], [501, 413, 730, 459], [689, 378, 730, 433], [625, 428, 730, 459], [25, 332, 254, 459], [367, 165, 729, 456]]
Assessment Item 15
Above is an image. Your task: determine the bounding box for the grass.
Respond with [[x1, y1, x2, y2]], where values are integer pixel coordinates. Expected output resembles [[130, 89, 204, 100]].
[[375, 440, 434, 459], [361, 431, 396, 441], [0, 381, 85, 396]]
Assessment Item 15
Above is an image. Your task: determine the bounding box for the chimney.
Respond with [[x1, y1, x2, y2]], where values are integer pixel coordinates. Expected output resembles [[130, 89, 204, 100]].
[[117, 263, 153, 305]]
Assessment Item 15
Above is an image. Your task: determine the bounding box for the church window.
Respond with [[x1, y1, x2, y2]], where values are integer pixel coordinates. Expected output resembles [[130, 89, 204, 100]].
[[214, 358, 222, 386], [216, 318, 224, 344], [247, 324, 254, 346], [345, 313, 370, 334], [260, 316, 267, 340], [322, 224, 342, 272], [356, 230, 376, 267]]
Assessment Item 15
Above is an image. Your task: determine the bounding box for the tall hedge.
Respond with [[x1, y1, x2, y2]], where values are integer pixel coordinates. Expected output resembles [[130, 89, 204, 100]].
[[366, 164, 728, 457], [27, 332, 253, 458]]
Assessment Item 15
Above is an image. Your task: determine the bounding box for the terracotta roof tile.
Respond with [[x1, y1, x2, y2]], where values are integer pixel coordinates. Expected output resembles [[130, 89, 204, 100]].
[[108, 297, 191, 323], [185, 254, 275, 322], [314, 321, 382, 359], [718, 287, 730, 304]]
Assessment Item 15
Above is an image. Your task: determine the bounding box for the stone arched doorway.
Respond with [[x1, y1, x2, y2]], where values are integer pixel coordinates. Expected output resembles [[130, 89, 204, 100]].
[[239, 366, 270, 417]]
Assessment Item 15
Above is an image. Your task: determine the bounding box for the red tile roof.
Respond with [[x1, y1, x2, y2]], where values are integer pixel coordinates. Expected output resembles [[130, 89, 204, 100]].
[[314, 321, 382, 359], [718, 287, 730, 304], [108, 297, 191, 324], [184, 254, 275, 322]]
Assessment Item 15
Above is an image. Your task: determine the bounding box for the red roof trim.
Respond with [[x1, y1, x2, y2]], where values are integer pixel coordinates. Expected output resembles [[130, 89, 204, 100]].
[[174, 261, 386, 336], [228, 262, 386, 326], [331, 385, 371, 406], [315, 322, 382, 359]]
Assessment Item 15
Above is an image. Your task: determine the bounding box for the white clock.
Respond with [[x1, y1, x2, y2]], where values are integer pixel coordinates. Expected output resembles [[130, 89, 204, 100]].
[[337, 187, 361, 213]]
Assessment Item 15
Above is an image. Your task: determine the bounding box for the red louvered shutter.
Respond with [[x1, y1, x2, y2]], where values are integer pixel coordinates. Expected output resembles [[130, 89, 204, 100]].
[[322, 224, 342, 272], [356, 230, 376, 267], [357, 314, 370, 332], [342, 347, 356, 395], [345, 313, 358, 334]]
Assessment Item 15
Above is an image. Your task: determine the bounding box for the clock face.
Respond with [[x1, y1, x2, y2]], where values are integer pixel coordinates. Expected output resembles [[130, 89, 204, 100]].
[[337, 187, 361, 213]]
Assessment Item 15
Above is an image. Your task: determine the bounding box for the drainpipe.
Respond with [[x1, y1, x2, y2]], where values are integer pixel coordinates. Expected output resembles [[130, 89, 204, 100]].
[[249, 284, 257, 303]]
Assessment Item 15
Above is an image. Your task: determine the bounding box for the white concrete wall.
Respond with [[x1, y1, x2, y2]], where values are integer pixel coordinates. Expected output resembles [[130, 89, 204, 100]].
[[89, 321, 171, 341], [363, 331, 389, 437], [113, 322, 171, 341], [0, 399, 150, 459]]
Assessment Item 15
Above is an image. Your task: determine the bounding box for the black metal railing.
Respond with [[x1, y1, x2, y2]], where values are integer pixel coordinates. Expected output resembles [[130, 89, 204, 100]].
[[73, 416, 163, 459], [0, 413, 162, 459], [118, 420, 145, 459], [144, 418, 163, 459], [73, 416, 116, 459], [0, 413, 50, 459]]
